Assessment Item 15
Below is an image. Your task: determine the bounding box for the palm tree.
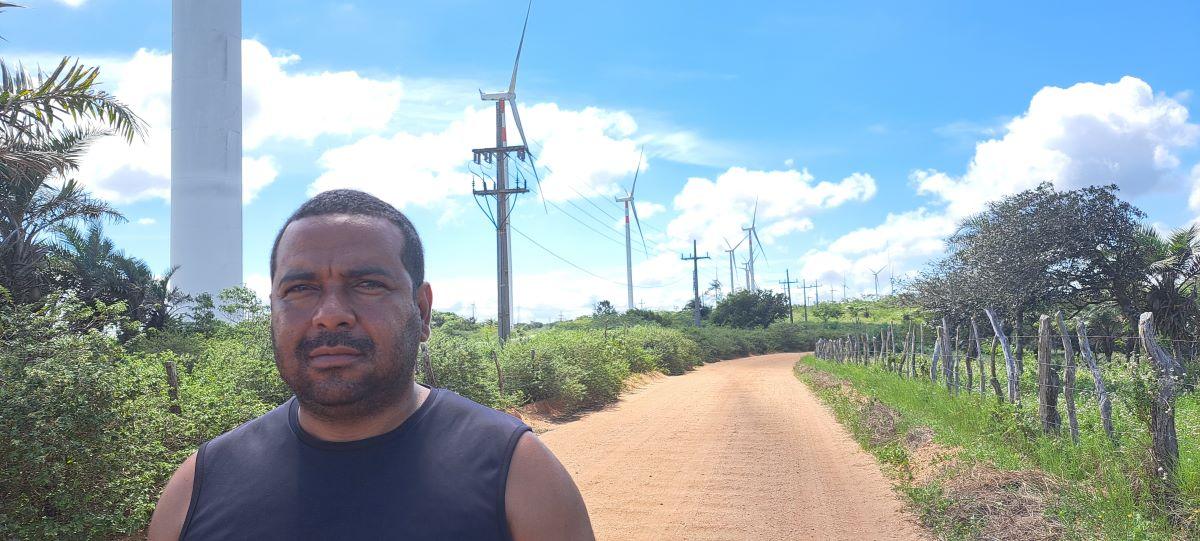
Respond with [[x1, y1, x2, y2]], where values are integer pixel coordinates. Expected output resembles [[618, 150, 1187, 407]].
[[0, 163, 122, 304], [0, 54, 145, 183], [1138, 225, 1200, 348]]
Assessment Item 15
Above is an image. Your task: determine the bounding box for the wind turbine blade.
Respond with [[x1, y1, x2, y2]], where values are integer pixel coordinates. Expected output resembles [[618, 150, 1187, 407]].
[[509, 0, 532, 94], [752, 197, 759, 227], [753, 229, 767, 263], [509, 101, 545, 212], [510, 99, 530, 149], [630, 147, 643, 196], [631, 200, 648, 257], [723, 237, 732, 250]]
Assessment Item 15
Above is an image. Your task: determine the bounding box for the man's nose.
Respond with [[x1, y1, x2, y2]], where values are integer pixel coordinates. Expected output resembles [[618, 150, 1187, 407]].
[[312, 288, 356, 329]]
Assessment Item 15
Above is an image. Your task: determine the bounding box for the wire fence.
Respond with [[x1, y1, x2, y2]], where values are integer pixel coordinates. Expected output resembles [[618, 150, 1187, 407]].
[[813, 308, 1195, 515]]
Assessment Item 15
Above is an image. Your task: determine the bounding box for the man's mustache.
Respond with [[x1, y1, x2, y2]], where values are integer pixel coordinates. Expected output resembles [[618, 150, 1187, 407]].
[[296, 331, 377, 361]]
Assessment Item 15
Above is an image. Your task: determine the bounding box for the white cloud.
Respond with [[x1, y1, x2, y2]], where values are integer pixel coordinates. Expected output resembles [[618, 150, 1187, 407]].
[[243, 155, 279, 203], [136, 218, 156, 226], [72, 40, 408, 204], [916, 76, 1198, 218], [244, 273, 272, 304], [55, 0, 87, 6], [310, 102, 697, 216], [665, 167, 876, 255], [1189, 162, 1200, 212], [802, 76, 1200, 297]]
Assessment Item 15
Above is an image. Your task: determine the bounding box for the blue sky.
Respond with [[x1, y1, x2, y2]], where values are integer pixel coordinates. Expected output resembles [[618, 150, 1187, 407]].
[[5, 0, 1200, 321]]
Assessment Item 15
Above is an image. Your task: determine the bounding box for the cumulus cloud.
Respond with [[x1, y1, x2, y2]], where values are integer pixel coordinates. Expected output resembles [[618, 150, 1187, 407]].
[[55, 0, 87, 6], [72, 40, 407, 204], [802, 76, 1200, 297], [136, 218, 157, 226], [310, 101, 699, 215], [915, 76, 1198, 218], [665, 167, 876, 254]]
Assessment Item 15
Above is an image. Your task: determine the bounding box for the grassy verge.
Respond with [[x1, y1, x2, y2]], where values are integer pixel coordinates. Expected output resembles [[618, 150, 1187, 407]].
[[793, 355, 1198, 540]]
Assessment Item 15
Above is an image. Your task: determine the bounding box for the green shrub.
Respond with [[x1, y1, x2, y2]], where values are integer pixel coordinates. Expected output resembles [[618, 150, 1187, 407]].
[[0, 301, 183, 539], [500, 329, 630, 411], [424, 330, 519, 409], [620, 325, 701, 375]]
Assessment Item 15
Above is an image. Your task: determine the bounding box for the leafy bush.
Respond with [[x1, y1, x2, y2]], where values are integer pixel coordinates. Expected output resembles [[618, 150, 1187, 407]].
[[0, 300, 183, 539], [424, 330, 518, 409], [500, 329, 630, 411], [710, 289, 790, 328], [619, 325, 701, 375]]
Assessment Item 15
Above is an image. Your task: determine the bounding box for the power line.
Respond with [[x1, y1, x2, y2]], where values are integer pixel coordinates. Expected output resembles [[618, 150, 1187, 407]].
[[510, 225, 686, 289]]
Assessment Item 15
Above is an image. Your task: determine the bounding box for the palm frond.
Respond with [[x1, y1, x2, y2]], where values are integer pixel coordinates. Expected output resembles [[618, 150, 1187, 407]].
[[0, 57, 146, 144]]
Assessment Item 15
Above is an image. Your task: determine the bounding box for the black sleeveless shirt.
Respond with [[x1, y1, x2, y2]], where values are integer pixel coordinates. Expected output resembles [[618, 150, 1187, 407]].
[[179, 388, 531, 540]]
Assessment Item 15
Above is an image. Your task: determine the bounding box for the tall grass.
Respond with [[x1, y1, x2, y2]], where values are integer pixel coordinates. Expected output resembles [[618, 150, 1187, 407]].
[[799, 355, 1199, 539]]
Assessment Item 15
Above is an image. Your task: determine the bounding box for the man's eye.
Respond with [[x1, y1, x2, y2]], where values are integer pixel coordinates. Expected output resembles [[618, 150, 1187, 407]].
[[357, 280, 385, 290], [284, 284, 315, 295]]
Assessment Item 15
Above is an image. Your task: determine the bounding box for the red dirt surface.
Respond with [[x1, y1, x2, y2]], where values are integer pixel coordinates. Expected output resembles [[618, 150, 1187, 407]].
[[537, 353, 928, 541]]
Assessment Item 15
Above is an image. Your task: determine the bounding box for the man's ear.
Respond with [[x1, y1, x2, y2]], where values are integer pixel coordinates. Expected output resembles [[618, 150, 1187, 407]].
[[416, 282, 433, 341]]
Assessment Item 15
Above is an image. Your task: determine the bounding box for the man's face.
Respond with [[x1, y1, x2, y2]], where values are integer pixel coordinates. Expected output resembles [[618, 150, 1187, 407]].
[[270, 214, 433, 419]]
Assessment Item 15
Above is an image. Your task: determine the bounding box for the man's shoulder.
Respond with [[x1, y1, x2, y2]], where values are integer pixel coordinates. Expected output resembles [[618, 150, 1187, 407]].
[[429, 389, 529, 435], [204, 398, 294, 455]]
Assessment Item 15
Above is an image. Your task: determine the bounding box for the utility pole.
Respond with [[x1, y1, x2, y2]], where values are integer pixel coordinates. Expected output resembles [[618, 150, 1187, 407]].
[[842, 274, 847, 300], [681, 240, 711, 327], [801, 278, 809, 322], [829, 285, 835, 303], [779, 269, 798, 323], [471, 302, 476, 323], [471, 6, 535, 343], [812, 280, 821, 305]]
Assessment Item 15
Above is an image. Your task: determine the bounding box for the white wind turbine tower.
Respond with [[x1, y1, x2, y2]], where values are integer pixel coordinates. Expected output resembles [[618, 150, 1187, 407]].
[[869, 265, 887, 298], [471, 0, 539, 342], [171, 0, 242, 300], [615, 149, 649, 311], [723, 236, 745, 292], [741, 199, 767, 291]]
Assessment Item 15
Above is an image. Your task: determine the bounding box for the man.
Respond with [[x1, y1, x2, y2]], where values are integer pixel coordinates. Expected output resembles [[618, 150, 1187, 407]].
[[149, 190, 594, 540]]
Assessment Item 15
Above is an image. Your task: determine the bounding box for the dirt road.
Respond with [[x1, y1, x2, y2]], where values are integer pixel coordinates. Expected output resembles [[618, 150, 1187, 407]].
[[537, 353, 927, 541]]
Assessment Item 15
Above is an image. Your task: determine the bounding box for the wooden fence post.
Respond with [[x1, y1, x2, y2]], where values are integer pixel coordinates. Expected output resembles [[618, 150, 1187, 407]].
[[971, 317, 985, 396], [941, 318, 955, 393], [492, 350, 505, 395], [163, 360, 181, 415], [958, 326, 971, 395], [1037, 314, 1061, 435], [984, 308, 1020, 405], [1076, 319, 1115, 444], [1138, 312, 1183, 511], [1054, 311, 1079, 443], [931, 335, 941, 383]]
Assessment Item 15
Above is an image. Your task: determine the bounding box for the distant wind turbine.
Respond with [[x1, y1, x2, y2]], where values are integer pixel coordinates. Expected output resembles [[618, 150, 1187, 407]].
[[615, 149, 649, 311]]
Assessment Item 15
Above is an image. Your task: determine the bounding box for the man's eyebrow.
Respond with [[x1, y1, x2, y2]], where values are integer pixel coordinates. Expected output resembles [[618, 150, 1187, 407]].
[[345, 267, 397, 279], [277, 270, 317, 284]]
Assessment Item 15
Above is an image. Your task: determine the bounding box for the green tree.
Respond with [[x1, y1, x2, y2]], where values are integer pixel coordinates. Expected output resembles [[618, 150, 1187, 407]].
[[812, 302, 844, 323], [710, 289, 789, 328]]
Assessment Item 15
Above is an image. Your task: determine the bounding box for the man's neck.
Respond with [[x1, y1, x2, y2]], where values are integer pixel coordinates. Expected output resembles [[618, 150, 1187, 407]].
[[296, 382, 430, 442]]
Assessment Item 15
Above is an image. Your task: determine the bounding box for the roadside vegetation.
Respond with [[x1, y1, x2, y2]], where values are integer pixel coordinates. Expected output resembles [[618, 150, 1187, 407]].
[[795, 354, 1199, 540]]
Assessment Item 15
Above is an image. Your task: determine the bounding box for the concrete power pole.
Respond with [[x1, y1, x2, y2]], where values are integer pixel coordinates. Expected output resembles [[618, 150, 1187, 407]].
[[801, 278, 809, 322], [171, 0, 242, 301], [681, 240, 711, 327], [779, 269, 798, 323], [471, 6, 535, 343]]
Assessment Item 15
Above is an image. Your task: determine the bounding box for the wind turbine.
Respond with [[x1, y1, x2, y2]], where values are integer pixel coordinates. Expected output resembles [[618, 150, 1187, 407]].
[[480, 1, 535, 164], [869, 265, 887, 298], [471, 0, 538, 342], [741, 199, 767, 291], [723, 236, 745, 293], [615, 149, 648, 311]]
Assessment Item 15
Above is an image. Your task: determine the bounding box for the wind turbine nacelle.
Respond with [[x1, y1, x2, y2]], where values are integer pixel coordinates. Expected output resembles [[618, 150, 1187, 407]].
[[480, 91, 515, 101]]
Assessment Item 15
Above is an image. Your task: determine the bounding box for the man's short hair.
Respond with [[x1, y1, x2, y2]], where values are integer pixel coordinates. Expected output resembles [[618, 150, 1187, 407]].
[[270, 189, 424, 291]]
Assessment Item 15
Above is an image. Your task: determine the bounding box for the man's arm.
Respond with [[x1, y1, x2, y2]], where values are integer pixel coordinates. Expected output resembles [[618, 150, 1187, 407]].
[[505, 432, 595, 541], [148, 452, 197, 541]]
